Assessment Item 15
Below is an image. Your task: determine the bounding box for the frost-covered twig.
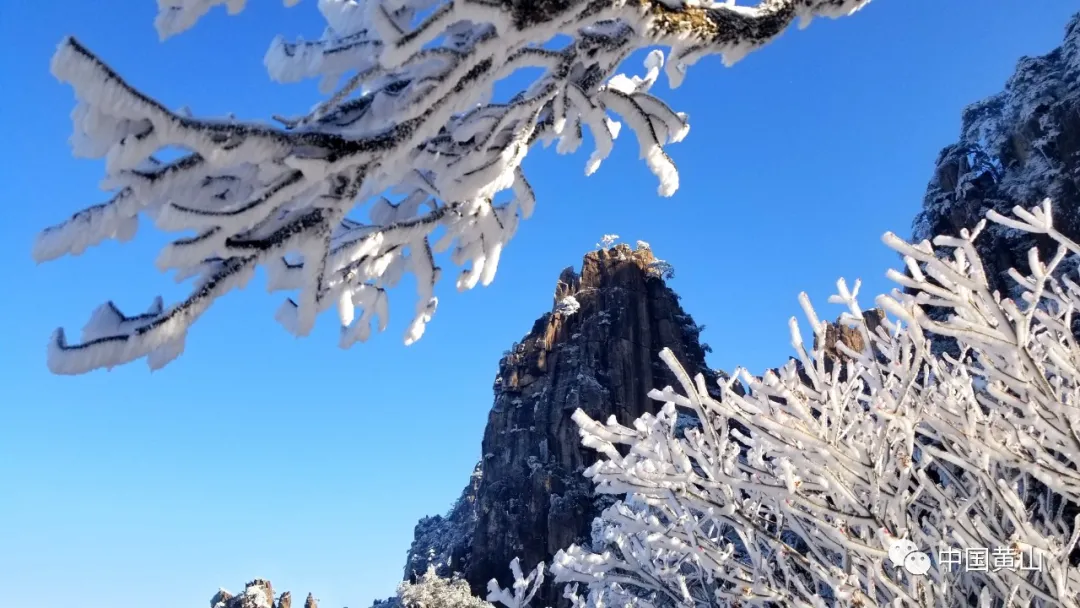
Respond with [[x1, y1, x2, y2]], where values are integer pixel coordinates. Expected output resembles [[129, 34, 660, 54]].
[[37, 0, 870, 373], [487, 558, 546, 608]]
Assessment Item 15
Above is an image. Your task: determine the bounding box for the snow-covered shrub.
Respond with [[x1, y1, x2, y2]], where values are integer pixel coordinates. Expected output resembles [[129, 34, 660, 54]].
[[554, 200, 1080, 607], [376, 559, 546, 608], [396, 567, 494, 608], [35, 0, 870, 374], [556, 296, 582, 317], [597, 235, 622, 249], [647, 259, 675, 280]]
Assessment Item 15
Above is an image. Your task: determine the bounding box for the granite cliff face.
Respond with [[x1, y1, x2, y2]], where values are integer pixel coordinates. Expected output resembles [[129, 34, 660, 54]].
[[914, 12, 1080, 299], [400, 243, 721, 606]]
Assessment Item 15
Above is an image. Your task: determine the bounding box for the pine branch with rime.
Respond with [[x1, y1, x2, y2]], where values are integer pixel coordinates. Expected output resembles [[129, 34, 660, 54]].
[[36, 0, 870, 374]]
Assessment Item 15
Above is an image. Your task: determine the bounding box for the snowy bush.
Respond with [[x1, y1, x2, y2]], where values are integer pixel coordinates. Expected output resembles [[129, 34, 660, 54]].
[[647, 259, 675, 280], [395, 566, 495, 608], [556, 296, 582, 317], [552, 200, 1080, 607], [369, 560, 547, 608], [597, 235, 622, 249], [35, 0, 870, 374]]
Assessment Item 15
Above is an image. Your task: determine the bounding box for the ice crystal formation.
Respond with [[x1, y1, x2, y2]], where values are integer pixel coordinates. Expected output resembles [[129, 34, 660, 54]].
[[35, 0, 870, 374]]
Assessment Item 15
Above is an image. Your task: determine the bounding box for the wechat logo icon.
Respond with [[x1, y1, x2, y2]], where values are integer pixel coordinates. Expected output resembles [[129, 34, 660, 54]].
[[888, 538, 931, 576]]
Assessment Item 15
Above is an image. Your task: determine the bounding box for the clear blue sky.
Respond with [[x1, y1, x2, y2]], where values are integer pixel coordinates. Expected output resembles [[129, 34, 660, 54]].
[[1, 2, 1076, 607]]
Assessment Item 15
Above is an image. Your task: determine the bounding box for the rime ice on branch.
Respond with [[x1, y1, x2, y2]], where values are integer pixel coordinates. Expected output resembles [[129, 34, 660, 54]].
[[36, 0, 870, 373]]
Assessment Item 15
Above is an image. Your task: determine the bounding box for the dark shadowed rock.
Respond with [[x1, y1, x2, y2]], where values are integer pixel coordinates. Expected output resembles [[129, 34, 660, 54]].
[[401, 243, 723, 606], [402, 463, 483, 580], [913, 12, 1080, 306]]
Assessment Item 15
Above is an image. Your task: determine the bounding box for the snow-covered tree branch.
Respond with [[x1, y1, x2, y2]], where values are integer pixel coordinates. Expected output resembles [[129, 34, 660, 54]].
[[555, 200, 1080, 607], [37, 0, 869, 374]]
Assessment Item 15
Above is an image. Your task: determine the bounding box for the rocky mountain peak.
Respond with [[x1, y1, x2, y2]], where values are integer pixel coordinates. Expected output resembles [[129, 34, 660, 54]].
[[553, 243, 658, 302], [398, 243, 719, 606]]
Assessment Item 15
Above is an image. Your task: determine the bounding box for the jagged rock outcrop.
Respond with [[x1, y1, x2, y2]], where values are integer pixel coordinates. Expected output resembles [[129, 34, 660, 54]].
[[402, 463, 483, 580], [210, 580, 310, 608], [814, 309, 885, 374], [400, 243, 722, 606], [914, 12, 1080, 300]]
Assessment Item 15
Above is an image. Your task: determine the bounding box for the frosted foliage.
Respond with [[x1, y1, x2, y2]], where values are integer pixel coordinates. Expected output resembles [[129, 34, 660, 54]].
[[398, 566, 494, 608], [379, 561, 548, 608], [597, 234, 621, 249], [555, 200, 1080, 607], [486, 558, 546, 608], [647, 258, 674, 279], [37, 0, 870, 374], [556, 295, 581, 316]]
